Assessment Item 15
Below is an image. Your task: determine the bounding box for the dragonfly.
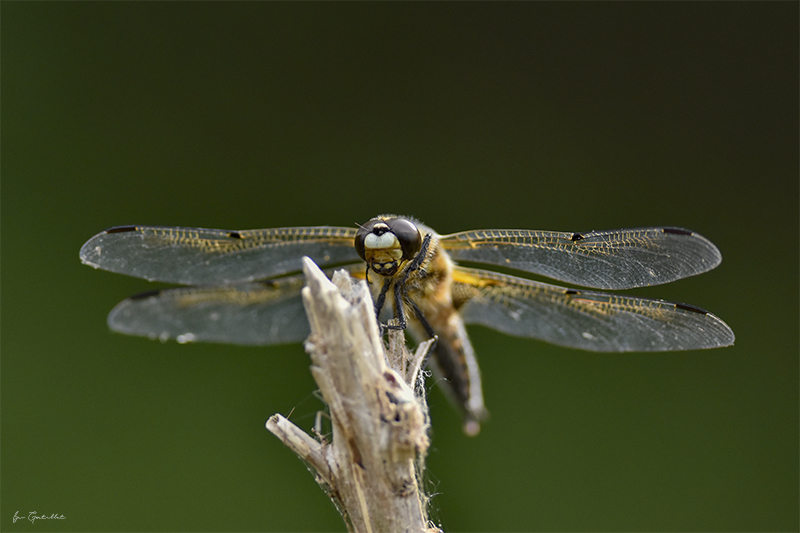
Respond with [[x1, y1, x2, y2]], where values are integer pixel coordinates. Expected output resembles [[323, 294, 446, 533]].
[[80, 215, 734, 435]]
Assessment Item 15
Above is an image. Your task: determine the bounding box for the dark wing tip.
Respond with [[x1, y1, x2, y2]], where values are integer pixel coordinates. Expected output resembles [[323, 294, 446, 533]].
[[105, 225, 139, 234], [674, 301, 710, 314], [661, 226, 723, 273], [128, 289, 164, 301], [80, 226, 138, 265], [662, 227, 693, 237]]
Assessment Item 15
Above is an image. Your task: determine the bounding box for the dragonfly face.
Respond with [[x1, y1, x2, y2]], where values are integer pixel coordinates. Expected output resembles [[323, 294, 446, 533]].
[[355, 216, 422, 277], [80, 215, 735, 435]]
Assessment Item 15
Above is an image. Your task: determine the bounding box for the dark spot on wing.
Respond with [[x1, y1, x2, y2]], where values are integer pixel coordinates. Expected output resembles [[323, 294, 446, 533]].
[[129, 289, 163, 300], [564, 289, 580, 295], [663, 228, 693, 236], [228, 231, 242, 239], [106, 225, 138, 234], [570, 233, 584, 242], [675, 302, 708, 314]]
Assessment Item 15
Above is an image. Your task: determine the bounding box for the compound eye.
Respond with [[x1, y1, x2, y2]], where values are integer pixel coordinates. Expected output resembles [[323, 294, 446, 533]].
[[386, 218, 421, 261], [354, 220, 378, 261]]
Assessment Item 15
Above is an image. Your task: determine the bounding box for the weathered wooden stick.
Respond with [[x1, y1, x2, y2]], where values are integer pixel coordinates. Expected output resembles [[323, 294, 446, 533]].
[[266, 258, 434, 533]]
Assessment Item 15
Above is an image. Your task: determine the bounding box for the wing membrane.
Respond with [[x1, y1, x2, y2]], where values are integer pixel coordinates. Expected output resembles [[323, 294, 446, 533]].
[[80, 225, 360, 284], [442, 227, 721, 289], [108, 276, 310, 345], [453, 266, 734, 352]]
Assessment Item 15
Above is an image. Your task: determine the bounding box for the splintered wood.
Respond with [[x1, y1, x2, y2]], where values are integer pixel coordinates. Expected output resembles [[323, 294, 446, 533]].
[[266, 258, 434, 533]]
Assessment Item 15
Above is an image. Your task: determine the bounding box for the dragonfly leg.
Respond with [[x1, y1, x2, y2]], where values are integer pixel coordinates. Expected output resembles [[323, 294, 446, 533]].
[[381, 233, 432, 332], [400, 233, 431, 282], [374, 277, 393, 333], [384, 278, 409, 331], [406, 298, 439, 391]]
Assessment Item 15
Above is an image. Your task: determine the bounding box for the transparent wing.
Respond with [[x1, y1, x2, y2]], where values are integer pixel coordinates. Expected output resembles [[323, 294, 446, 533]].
[[80, 225, 361, 284], [442, 227, 722, 289], [452, 266, 734, 352], [107, 276, 310, 346]]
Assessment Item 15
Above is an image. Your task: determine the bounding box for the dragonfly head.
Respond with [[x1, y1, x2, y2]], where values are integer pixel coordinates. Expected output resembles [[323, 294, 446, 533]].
[[355, 216, 422, 277]]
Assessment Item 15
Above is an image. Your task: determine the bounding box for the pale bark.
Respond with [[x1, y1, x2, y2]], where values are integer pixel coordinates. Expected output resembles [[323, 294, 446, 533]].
[[266, 258, 436, 533]]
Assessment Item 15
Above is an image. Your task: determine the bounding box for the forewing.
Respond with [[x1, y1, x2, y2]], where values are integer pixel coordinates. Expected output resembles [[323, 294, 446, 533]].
[[442, 227, 722, 289], [107, 276, 310, 346], [80, 225, 360, 284], [453, 266, 734, 352]]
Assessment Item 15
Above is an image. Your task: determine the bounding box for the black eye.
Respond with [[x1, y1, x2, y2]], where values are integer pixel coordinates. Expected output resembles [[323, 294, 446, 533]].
[[354, 221, 375, 261], [386, 218, 421, 261]]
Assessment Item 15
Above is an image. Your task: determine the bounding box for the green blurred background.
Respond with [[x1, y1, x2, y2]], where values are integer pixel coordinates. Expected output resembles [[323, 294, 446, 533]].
[[3, 3, 797, 532]]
